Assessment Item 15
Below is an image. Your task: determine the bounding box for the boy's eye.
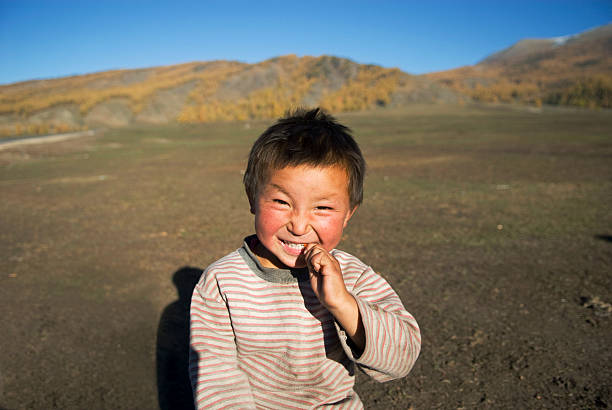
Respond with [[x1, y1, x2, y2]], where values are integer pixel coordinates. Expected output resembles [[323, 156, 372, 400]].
[[316, 206, 333, 210], [273, 199, 289, 205]]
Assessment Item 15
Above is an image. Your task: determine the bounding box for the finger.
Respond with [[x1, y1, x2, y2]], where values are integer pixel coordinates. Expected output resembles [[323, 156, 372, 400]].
[[313, 253, 337, 277], [307, 251, 323, 273], [304, 244, 321, 260], [304, 243, 321, 261], [304, 243, 317, 253]]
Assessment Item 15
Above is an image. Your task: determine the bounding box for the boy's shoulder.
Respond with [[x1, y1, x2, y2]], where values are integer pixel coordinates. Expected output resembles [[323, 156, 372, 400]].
[[198, 248, 246, 284], [331, 248, 372, 282], [198, 245, 375, 287], [331, 248, 368, 268], [207, 249, 244, 269], [204, 248, 246, 274]]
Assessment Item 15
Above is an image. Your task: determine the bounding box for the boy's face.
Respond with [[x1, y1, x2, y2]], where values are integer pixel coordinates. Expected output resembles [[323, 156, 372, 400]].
[[252, 164, 356, 269]]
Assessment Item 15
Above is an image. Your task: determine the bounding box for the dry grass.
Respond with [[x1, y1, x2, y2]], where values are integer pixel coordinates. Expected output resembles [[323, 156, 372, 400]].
[[1, 104, 611, 409]]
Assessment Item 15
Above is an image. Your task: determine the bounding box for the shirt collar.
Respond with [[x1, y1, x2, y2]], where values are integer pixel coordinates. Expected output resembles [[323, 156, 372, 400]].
[[238, 235, 310, 284]]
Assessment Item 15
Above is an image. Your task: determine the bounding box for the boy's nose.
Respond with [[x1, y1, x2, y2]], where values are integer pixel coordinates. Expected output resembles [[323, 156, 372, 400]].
[[288, 211, 309, 236]]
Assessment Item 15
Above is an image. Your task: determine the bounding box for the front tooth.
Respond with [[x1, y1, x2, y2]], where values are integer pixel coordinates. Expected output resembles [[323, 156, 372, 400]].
[[285, 241, 304, 249]]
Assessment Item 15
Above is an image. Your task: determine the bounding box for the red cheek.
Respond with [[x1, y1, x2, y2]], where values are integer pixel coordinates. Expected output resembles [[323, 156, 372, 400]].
[[255, 207, 285, 235], [316, 216, 346, 248]]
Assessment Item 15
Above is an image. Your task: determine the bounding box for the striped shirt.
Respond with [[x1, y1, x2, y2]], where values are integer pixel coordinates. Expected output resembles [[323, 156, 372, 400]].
[[189, 236, 420, 409]]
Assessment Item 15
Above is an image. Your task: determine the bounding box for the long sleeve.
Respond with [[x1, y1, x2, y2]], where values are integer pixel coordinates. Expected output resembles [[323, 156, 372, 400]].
[[333, 252, 421, 382], [189, 244, 419, 409], [189, 270, 257, 409]]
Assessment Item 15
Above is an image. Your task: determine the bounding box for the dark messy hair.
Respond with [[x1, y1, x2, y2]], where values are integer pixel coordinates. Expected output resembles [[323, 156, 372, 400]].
[[243, 107, 366, 209]]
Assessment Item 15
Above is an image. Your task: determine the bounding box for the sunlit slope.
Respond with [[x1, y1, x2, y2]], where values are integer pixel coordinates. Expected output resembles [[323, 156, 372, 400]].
[[0, 55, 460, 137], [426, 23, 612, 108]]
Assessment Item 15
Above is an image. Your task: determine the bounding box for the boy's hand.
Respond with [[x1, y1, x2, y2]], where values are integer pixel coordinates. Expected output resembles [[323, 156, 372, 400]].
[[304, 244, 350, 311], [304, 244, 366, 351]]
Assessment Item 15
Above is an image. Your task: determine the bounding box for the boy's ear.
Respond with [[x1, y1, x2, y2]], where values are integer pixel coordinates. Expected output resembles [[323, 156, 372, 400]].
[[343, 206, 358, 228]]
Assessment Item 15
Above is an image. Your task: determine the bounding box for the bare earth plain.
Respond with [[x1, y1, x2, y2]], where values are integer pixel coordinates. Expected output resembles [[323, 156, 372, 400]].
[[1, 104, 611, 409]]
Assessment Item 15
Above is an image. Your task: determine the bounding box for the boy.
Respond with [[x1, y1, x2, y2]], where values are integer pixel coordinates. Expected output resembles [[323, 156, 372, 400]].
[[189, 108, 420, 409]]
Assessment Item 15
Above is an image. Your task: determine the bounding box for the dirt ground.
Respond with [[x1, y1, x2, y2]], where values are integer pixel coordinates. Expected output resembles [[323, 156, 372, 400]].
[[1, 105, 611, 409]]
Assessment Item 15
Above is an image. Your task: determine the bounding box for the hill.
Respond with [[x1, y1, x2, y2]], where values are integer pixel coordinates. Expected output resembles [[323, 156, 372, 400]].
[[426, 23, 612, 108], [0, 55, 461, 138], [2, 24, 610, 138]]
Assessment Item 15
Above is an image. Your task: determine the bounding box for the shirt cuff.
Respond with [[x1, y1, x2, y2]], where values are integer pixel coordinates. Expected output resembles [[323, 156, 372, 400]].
[[334, 293, 377, 365]]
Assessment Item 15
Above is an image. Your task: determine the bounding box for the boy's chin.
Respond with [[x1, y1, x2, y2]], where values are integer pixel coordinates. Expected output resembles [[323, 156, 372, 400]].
[[283, 249, 315, 269], [291, 259, 307, 269], [256, 248, 307, 270], [279, 255, 307, 269]]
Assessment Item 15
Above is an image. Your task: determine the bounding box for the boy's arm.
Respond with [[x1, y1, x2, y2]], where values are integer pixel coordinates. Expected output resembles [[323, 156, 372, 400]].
[[340, 266, 421, 382], [305, 245, 420, 382], [189, 273, 257, 409]]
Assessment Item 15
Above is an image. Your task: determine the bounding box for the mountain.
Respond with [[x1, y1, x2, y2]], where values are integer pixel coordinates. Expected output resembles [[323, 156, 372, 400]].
[[0, 55, 462, 138], [426, 23, 612, 108], [2, 24, 610, 138]]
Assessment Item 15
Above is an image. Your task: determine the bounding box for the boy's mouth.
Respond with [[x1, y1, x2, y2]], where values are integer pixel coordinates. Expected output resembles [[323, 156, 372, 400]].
[[280, 239, 306, 250]]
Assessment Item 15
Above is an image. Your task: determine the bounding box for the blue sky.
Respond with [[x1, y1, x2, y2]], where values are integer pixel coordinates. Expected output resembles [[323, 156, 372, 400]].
[[1, 0, 610, 85]]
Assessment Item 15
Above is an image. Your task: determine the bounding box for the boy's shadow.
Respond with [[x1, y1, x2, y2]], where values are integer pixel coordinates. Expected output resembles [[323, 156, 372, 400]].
[[156, 266, 203, 410]]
